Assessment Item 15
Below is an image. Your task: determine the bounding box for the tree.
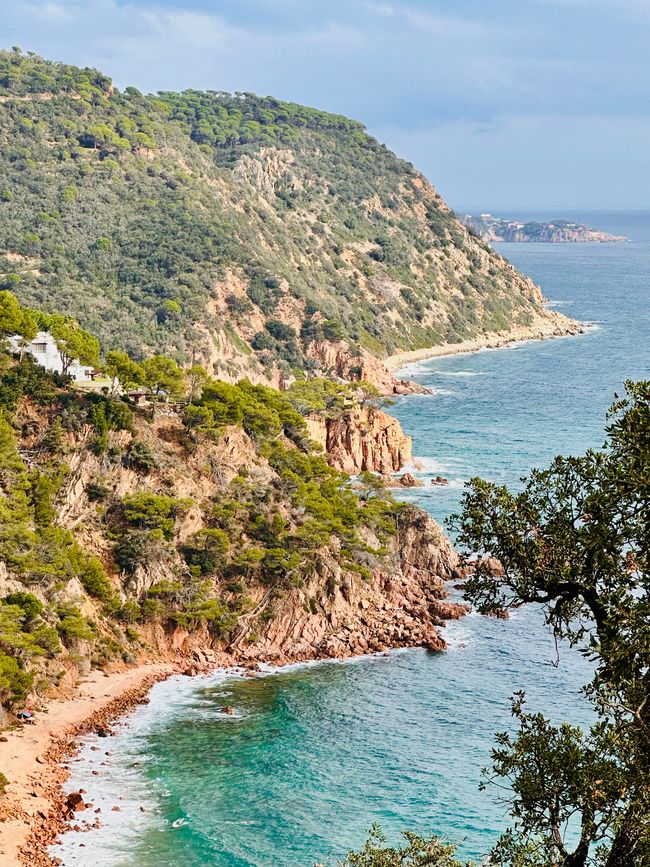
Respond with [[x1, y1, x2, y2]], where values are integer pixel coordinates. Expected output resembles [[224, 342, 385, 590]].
[[105, 349, 143, 394], [332, 824, 469, 867], [141, 355, 185, 402], [452, 381, 650, 867], [0, 291, 37, 342], [185, 363, 208, 403]]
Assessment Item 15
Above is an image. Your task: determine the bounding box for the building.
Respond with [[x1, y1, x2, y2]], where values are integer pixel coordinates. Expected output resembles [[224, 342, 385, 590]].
[[7, 331, 97, 383]]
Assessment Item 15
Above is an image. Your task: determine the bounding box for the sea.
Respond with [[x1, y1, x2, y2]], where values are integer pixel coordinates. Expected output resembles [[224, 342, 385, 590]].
[[52, 211, 650, 867]]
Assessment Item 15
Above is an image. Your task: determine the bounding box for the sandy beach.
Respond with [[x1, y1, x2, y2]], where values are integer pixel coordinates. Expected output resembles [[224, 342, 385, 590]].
[[0, 663, 174, 867], [384, 314, 584, 371]]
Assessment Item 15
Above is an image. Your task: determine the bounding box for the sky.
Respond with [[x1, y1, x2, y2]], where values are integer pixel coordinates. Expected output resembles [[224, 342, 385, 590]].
[[1, 0, 648, 211]]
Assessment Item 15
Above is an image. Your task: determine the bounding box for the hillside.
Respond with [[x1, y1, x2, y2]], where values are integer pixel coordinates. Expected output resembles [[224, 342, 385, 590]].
[[0, 296, 467, 724], [0, 49, 576, 388]]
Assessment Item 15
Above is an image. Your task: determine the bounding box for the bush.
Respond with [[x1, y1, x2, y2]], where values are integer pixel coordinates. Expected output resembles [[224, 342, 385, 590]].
[[113, 529, 167, 573], [4, 592, 43, 621], [56, 605, 94, 644], [0, 653, 33, 707], [80, 556, 116, 604], [122, 440, 158, 474], [181, 528, 229, 575], [86, 479, 110, 501], [120, 492, 191, 539]]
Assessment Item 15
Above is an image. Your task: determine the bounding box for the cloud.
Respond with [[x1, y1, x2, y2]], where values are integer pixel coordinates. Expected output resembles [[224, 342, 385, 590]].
[[0, 0, 648, 207], [377, 113, 650, 210]]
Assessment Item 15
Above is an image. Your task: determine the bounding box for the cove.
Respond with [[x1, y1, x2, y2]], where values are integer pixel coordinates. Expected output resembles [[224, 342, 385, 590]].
[[53, 211, 650, 866]]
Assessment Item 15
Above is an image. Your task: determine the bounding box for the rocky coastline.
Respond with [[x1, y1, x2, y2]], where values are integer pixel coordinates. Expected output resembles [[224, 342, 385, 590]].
[[6, 578, 469, 867], [384, 310, 585, 371]]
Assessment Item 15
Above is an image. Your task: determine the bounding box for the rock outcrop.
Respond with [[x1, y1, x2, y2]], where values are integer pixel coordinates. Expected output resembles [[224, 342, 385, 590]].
[[305, 406, 412, 474], [306, 340, 430, 396], [219, 509, 467, 663]]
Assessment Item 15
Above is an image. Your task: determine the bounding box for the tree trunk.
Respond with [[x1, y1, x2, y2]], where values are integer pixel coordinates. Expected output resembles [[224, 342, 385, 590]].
[[563, 841, 590, 867], [605, 828, 640, 867]]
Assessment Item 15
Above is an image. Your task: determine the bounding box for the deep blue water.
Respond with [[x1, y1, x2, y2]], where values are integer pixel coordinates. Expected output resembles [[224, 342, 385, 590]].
[[53, 212, 650, 867]]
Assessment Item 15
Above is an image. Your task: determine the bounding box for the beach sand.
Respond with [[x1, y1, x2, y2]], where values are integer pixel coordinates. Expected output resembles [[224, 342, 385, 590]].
[[384, 314, 584, 371], [0, 662, 174, 867]]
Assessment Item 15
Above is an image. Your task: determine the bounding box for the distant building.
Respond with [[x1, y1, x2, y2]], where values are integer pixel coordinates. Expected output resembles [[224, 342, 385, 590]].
[[7, 331, 97, 383]]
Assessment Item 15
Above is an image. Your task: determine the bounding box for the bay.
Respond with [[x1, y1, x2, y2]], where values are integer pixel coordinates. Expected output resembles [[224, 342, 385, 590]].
[[53, 211, 650, 867]]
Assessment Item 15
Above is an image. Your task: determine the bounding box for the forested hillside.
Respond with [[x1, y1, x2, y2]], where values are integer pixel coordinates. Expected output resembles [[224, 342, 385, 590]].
[[0, 292, 463, 709], [0, 48, 572, 385]]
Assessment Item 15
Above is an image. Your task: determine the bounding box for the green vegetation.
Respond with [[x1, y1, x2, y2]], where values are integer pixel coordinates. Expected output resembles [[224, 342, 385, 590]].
[[337, 383, 649, 867], [334, 824, 468, 867], [450, 381, 650, 866], [0, 49, 546, 380], [0, 292, 410, 709]]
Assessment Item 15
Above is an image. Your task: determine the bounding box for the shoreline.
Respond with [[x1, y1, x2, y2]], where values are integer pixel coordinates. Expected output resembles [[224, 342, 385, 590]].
[[384, 314, 585, 372], [0, 663, 174, 867], [2, 628, 468, 865]]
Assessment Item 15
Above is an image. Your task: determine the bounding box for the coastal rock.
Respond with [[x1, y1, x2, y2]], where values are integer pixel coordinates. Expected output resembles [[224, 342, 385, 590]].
[[65, 792, 85, 812], [388, 472, 424, 488], [305, 406, 412, 474], [305, 340, 430, 396], [228, 505, 461, 664]]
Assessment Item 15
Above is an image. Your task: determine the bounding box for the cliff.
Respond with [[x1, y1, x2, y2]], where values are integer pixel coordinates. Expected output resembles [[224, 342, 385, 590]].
[[305, 406, 412, 475], [0, 354, 465, 713], [0, 50, 578, 391]]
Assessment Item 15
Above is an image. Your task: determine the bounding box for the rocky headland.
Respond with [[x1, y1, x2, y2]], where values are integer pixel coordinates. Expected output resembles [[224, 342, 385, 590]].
[[463, 213, 625, 244]]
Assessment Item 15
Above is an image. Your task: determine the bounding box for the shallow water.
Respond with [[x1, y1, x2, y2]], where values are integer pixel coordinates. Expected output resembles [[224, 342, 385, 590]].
[[53, 211, 650, 866]]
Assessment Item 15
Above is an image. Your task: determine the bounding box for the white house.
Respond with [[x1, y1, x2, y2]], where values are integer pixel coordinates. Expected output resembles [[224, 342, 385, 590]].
[[7, 331, 97, 383]]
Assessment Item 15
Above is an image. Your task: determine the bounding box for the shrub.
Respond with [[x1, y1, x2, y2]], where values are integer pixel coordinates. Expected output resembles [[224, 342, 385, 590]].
[[181, 529, 229, 575], [4, 592, 43, 621], [56, 605, 94, 644], [120, 492, 191, 539], [80, 556, 116, 604], [86, 480, 110, 501], [113, 529, 167, 573], [122, 440, 158, 474], [0, 653, 33, 707]]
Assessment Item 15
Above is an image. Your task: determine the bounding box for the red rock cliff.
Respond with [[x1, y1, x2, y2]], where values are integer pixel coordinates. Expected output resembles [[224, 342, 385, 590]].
[[305, 406, 412, 474]]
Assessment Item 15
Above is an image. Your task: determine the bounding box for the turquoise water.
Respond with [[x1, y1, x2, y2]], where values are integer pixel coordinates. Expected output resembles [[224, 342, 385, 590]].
[[54, 212, 650, 867]]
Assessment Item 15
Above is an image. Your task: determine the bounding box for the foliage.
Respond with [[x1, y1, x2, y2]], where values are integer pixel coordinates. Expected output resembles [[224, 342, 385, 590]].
[[181, 528, 229, 575], [0, 50, 545, 373], [334, 824, 469, 867], [452, 382, 650, 866], [196, 377, 307, 445], [105, 350, 143, 390], [122, 440, 158, 474], [0, 290, 37, 340], [112, 529, 168, 574], [141, 355, 185, 400], [118, 492, 191, 539]]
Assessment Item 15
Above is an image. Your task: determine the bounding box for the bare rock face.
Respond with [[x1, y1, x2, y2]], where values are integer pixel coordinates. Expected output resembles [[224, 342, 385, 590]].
[[387, 472, 424, 488], [305, 340, 429, 396], [232, 506, 467, 664], [306, 406, 412, 475]]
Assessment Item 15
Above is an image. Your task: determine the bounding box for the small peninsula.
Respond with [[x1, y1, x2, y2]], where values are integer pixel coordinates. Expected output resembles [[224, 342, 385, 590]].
[[463, 213, 625, 243]]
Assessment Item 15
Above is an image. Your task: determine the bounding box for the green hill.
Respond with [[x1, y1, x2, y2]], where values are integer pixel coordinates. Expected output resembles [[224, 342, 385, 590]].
[[0, 48, 571, 383]]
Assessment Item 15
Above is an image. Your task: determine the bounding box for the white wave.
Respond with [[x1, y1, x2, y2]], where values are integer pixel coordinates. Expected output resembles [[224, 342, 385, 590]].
[[434, 370, 485, 377], [402, 456, 446, 474], [396, 361, 433, 377]]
